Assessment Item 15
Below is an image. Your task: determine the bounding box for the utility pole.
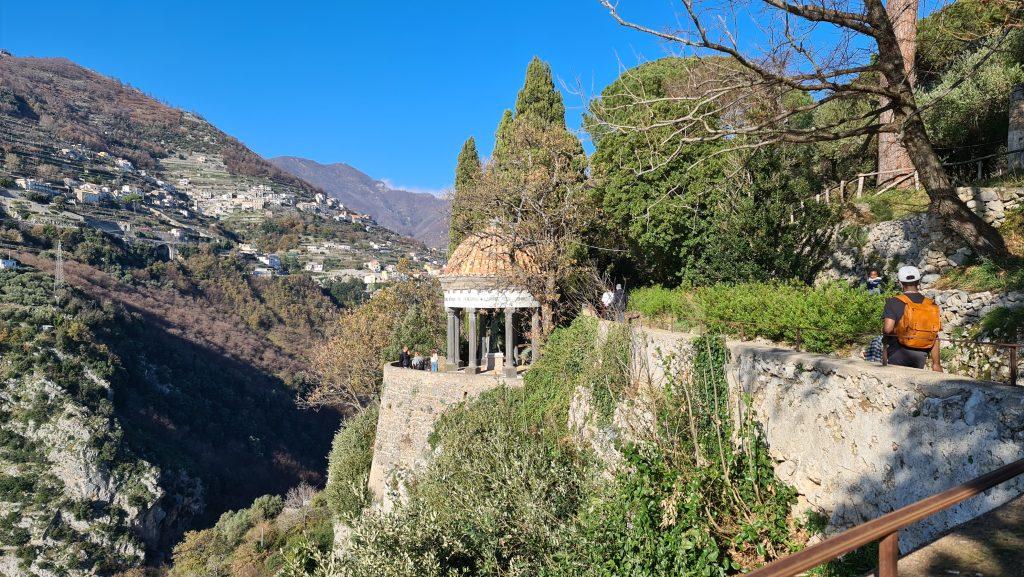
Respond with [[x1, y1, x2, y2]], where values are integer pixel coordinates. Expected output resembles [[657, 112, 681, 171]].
[[54, 239, 64, 305]]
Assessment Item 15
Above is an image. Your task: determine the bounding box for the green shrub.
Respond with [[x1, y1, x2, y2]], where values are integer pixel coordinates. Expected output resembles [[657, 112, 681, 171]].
[[557, 336, 797, 577], [517, 316, 631, 444], [630, 282, 884, 353], [324, 404, 378, 521], [341, 387, 591, 577], [330, 331, 803, 577], [934, 259, 1024, 292]]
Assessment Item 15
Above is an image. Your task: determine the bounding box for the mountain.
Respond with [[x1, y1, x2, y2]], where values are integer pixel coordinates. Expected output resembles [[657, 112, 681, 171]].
[[268, 156, 450, 248]]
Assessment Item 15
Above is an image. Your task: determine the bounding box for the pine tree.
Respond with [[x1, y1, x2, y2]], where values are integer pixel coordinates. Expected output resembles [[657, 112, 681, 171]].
[[514, 57, 566, 125], [449, 137, 483, 254]]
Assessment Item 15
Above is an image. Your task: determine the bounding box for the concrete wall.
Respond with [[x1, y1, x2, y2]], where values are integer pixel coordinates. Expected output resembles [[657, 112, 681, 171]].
[[368, 364, 519, 510], [628, 322, 1024, 553]]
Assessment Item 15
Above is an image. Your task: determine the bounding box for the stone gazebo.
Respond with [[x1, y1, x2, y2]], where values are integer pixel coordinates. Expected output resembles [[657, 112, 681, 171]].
[[441, 229, 540, 378]]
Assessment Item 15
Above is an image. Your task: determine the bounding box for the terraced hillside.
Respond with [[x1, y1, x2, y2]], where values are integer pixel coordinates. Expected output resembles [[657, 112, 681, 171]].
[[0, 53, 317, 201]]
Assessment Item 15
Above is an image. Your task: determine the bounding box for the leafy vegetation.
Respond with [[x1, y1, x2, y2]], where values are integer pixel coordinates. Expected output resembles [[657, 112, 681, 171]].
[[308, 278, 445, 410], [309, 325, 810, 576], [324, 405, 378, 522], [629, 282, 884, 353], [586, 58, 837, 286]]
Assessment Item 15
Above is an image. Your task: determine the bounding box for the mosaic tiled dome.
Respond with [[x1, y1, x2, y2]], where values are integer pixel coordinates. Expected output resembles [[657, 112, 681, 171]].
[[443, 227, 537, 278]]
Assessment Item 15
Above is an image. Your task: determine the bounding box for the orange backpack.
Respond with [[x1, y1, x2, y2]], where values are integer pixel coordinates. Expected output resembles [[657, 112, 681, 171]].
[[895, 294, 942, 349]]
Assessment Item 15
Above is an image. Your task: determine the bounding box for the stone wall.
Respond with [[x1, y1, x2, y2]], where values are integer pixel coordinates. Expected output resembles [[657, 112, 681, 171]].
[[621, 321, 1024, 553], [824, 186, 1024, 287], [928, 288, 1024, 337], [368, 364, 519, 511]]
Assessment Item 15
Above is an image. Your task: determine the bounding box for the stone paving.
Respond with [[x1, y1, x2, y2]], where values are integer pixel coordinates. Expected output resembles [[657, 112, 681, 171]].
[[865, 494, 1024, 577]]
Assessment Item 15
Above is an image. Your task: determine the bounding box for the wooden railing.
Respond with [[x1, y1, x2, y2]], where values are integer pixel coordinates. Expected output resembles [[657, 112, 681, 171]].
[[745, 458, 1024, 577], [786, 147, 1024, 224]]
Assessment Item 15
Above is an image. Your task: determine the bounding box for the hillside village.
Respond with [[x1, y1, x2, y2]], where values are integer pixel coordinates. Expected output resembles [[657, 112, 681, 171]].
[[0, 98, 444, 291]]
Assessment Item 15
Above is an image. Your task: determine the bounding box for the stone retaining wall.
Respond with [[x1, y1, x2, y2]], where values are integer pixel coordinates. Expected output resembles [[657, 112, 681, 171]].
[[627, 322, 1024, 553], [825, 186, 1023, 287], [368, 364, 519, 510]]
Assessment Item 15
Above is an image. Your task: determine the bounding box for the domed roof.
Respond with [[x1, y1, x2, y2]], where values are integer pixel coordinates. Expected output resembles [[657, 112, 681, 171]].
[[443, 227, 537, 278]]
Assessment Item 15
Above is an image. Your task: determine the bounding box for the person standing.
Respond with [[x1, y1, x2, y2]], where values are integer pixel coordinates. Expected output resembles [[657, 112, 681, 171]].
[[601, 289, 614, 319], [430, 349, 439, 372], [866, 270, 883, 294], [883, 266, 943, 371], [399, 346, 412, 368], [612, 284, 627, 322], [412, 350, 425, 370]]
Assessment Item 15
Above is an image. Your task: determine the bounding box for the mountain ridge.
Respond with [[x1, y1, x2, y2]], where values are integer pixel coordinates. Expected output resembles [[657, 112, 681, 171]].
[[268, 156, 450, 248]]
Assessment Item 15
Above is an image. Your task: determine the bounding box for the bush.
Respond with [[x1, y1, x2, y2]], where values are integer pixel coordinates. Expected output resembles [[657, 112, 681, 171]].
[[630, 282, 884, 353], [517, 316, 631, 444], [324, 404, 378, 521], [330, 333, 802, 577], [340, 387, 592, 577]]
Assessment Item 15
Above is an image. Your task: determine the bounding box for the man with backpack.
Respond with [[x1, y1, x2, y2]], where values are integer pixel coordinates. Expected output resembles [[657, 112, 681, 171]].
[[882, 266, 943, 371]]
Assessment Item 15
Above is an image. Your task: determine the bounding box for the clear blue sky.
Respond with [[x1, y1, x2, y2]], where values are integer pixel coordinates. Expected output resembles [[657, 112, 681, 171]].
[[0, 1, 939, 193], [0, 0, 687, 193]]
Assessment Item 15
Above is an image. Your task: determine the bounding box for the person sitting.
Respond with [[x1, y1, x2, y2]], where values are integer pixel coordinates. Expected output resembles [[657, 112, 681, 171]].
[[862, 335, 884, 363], [411, 350, 425, 370], [882, 266, 942, 371]]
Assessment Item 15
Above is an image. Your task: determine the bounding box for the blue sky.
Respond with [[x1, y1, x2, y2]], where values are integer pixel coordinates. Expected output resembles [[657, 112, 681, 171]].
[[0, 1, 941, 193], [0, 0, 688, 193]]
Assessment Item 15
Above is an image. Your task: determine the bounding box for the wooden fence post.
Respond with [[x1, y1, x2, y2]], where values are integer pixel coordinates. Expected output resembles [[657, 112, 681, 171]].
[[857, 175, 865, 198]]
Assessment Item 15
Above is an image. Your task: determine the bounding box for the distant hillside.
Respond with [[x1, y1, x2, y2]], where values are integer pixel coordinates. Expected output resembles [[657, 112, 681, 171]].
[[0, 53, 319, 199], [269, 156, 450, 248]]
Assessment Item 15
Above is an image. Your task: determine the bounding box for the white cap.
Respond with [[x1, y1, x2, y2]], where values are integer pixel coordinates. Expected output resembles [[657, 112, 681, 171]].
[[897, 265, 921, 283]]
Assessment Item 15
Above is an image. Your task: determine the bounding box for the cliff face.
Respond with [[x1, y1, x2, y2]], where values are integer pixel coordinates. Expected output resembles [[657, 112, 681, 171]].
[[0, 255, 338, 575], [0, 271, 202, 575]]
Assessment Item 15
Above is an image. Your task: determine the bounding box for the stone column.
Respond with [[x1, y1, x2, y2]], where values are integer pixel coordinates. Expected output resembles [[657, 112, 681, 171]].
[[466, 307, 478, 374], [504, 307, 517, 378], [530, 308, 540, 365], [446, 307, 460, 371]]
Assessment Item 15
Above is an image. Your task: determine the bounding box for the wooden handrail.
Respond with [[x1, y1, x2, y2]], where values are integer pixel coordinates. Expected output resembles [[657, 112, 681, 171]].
[[746, 457, 1024, 577]]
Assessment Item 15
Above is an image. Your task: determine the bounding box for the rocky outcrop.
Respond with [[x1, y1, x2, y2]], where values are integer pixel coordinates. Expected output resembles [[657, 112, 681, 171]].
[[0, 365, 202, 576]]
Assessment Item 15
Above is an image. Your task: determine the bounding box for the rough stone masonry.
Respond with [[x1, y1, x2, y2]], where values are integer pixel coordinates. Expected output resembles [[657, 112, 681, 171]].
[[630, 323, 1024, 553], [368, 363, 520, 511], [370, 323, 1024, 554]]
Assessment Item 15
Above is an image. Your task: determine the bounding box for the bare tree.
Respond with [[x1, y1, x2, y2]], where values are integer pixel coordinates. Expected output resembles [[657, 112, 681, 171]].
[[595, 0, 1022, 259], [454, 117, 597, 336]]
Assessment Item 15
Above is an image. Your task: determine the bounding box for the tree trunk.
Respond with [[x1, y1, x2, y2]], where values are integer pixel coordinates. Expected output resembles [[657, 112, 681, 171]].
[[900, 115, 1010, 259], [868, 0, 1010, 259], [877, 0, 919, 185]]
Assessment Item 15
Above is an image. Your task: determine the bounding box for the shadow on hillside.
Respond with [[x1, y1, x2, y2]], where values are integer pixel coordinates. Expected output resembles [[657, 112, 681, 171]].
[[105, 305, 340, 559]]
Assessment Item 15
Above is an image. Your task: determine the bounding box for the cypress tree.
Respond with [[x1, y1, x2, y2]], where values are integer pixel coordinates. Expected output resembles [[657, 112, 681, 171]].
[[449, 137, 483, 254], [513, 57, 566, 126], [491, 109, 515, 167]]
